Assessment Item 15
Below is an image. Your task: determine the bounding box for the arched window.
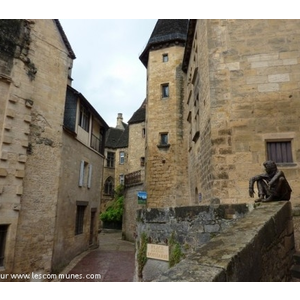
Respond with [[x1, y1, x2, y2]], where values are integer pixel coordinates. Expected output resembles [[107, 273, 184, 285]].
[[104, 177, 114, 196]]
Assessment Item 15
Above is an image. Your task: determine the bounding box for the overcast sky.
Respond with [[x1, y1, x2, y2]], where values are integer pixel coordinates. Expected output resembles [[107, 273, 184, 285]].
[[59, 19, 158, 127]]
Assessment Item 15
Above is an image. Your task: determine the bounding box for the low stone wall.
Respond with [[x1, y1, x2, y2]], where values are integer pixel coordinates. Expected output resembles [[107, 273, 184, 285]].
[[135, 202, 252, 281], [135, 201, 295, 282], [293, 205, 300, 251], [123, 183, 145, 242]]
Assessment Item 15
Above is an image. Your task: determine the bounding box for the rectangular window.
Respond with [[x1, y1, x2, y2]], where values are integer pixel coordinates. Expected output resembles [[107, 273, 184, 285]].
[[266, 141, 293, 163], [160, 133, 169, 145], [119, 174, 124, 185], [79, 104, 90, 132], [162, 84, 169, 98], [142, 128, 146, 138], [0, 225, 8, 267], [119, 151, 125, 164], [140, 157, 145, 167], [162, 54, 168, 62], [75, 203, 87, 235], [107, 152, 115, 168]]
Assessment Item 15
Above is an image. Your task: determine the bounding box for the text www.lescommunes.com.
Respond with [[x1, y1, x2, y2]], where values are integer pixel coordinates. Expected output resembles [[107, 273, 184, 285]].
[[1, 272, 102, 281]]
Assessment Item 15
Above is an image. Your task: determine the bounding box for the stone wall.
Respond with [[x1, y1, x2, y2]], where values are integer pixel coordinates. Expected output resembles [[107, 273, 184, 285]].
[[51, 131, 104, 273], [0, 20, 72, 278], [135, 202, 251, 281], [145, 45, 190, 208], [185, 20, 300, 206], [123, 183, 145, 242], [293, 205, 300, 251], [135, 201, 295, 282]]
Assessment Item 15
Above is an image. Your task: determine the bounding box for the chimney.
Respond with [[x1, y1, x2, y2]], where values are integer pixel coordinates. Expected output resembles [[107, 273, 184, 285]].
[[116, 113, 124, 129]]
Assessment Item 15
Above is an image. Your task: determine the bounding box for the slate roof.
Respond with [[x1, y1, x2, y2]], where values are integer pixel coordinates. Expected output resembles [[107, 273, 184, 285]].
[[55, 19, 76, 59], [105, 124, 129, 149], [139, 19, 189, 67], [128, 99, 146, 125]]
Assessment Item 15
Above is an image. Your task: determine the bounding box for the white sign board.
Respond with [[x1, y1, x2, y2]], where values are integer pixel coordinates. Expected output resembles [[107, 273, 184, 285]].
[[146, 244, 169, 261]]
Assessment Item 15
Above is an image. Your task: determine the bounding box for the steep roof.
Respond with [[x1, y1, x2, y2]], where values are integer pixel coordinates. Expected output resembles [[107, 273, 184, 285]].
[[128, 99, 146, 125], [182, 19, 197, 73], [65, 85, 109, 131], [105, 124, 129, 149], [55, 19, 76, 59], [139, 19, 189, 67]]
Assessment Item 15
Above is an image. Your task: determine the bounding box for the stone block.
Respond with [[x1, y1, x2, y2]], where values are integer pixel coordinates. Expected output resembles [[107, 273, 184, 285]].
[[246, 75, 268, 84], [15, 169, 25, 178], [4, 123, 12, 131], [0, 168, 8, 177], [24, 114, 32, 123], [283, 58, 297, 65], [18, 154, 27, 163], [9, 96, 18, 104], [3, 135, 13, 144], [6, 108, 15, 118], [258, 83, 279, 92], [268, 73, 290, 83], [247, 53, 279, 62], [16, 186, 23, 195], [1, 151, 8, 161], [21, 140, 29, 148]]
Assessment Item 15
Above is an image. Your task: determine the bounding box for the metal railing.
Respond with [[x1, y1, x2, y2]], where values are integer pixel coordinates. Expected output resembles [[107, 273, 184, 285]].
[[90, 134, 102, 153]]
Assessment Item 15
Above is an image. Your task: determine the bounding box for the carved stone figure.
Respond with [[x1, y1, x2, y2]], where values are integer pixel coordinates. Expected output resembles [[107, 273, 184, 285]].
[[249, 161, 292, 203]]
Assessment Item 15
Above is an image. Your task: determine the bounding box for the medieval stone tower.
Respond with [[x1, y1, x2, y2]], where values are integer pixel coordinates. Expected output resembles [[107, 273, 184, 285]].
[[139, 20, 190, 208]]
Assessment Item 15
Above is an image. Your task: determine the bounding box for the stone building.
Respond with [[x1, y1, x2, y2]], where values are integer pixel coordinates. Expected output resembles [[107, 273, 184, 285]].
[[123, 101, 146, 241], [0, 19, 108, 280], [136, 19, 300, 210], [182, 19, 300, 206], [101, 113, 128, 214], [139, 19, 190, 208]]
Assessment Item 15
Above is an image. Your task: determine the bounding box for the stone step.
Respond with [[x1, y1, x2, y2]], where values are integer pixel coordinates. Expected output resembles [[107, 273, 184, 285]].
[[290, 265, 300, 279]]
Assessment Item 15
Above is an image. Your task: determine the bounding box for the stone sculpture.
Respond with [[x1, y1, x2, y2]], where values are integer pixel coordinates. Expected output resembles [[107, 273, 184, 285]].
[[249, 160, 292, 203]]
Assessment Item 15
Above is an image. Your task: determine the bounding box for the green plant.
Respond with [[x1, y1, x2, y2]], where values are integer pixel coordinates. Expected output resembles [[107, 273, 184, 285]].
[[168, 232, 184, 268], [100, 196, 123, 222], [100, 185, 124, 223], [137, 232, 148, 279]]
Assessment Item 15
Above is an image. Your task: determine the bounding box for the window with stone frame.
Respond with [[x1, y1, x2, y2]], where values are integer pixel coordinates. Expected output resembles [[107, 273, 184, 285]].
[[162, 84, 169, 98], [104, 177, 114, 196], [119, 151, 125, 164], [266, 141, 293, 163], [107, 151, 115, 168], [75, 203, 87, 235], [160, 133, 169, 145], [162, 53, 168, 62]]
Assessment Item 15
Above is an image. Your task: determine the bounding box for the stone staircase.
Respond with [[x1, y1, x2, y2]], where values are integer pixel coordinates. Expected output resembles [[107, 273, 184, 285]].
[[290, 251, 300, 281]]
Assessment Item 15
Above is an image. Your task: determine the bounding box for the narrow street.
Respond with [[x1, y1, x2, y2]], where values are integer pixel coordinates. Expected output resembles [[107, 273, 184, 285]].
[[59, 230, 135, 282]]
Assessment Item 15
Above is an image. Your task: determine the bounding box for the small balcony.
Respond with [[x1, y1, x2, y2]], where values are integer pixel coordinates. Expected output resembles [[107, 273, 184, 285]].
[[90, 133, 103, 154], [125, 170, 144, 187]]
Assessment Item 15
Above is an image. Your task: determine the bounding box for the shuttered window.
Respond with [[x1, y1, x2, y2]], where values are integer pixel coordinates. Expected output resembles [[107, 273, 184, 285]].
[[266, 141, 293, 163]]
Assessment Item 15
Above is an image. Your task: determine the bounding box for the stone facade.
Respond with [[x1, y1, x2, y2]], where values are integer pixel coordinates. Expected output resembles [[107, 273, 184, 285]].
[[184, 20, 300, 206], [135, 201, 295, 282], [0, 19, 108, 280], [143, 38, 190, 208]]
